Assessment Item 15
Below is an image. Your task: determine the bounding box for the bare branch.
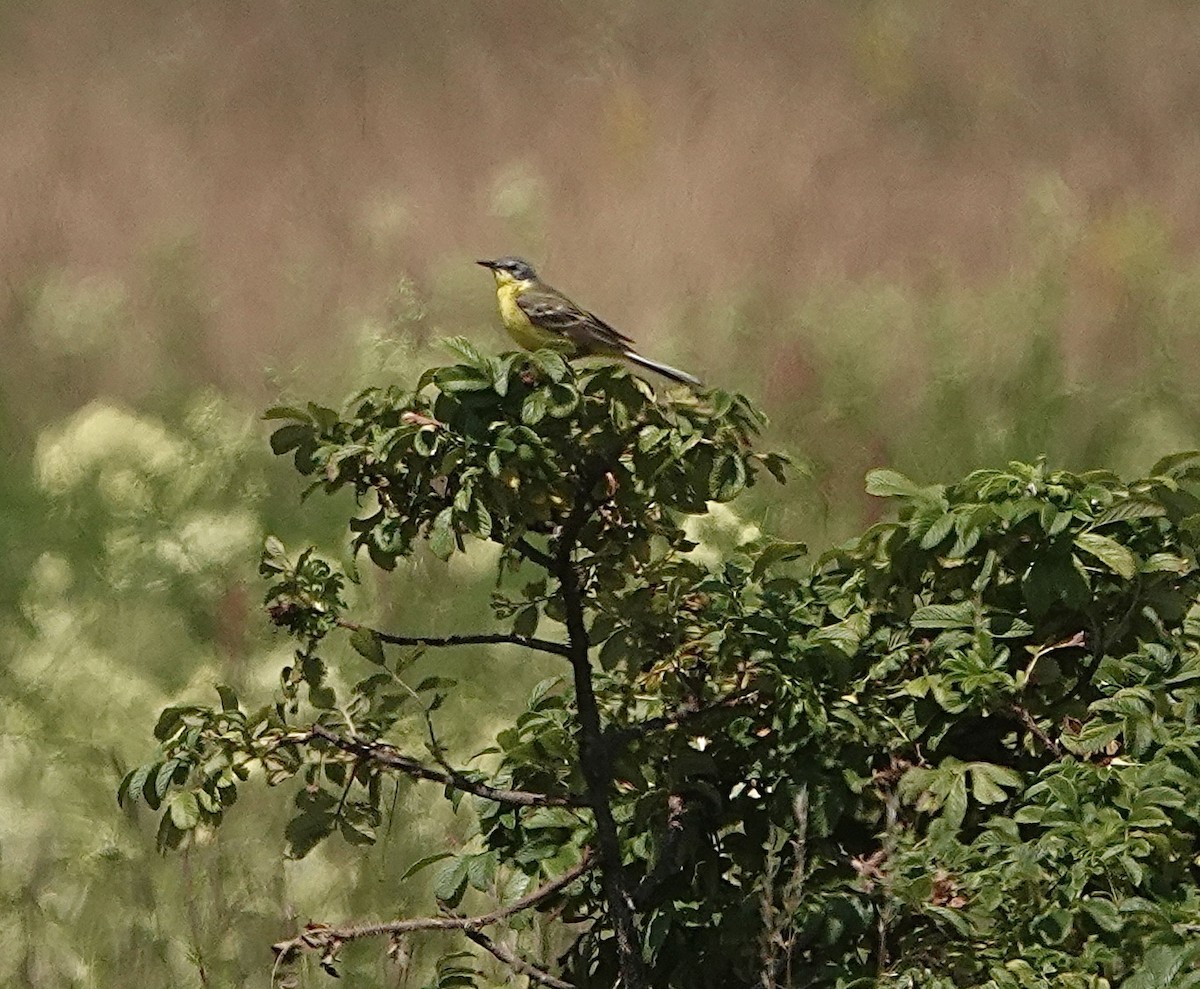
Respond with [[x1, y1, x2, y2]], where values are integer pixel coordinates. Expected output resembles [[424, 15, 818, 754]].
[[299, 724, 584, 807], [1008, 702, 1064, 758], [337, 618, 570, 658], [272, 849, 593, 961], [465, 930, 575, 989], [513, 537, 555, 569]]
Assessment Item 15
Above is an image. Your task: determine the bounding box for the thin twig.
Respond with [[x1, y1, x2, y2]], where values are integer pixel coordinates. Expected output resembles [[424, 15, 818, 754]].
[[299, 724, 584, 807], [1008, 703, 1064, 758], [272, 849, 593, 960], [465, 930, 575, 989], [337, 618, 570, 658]]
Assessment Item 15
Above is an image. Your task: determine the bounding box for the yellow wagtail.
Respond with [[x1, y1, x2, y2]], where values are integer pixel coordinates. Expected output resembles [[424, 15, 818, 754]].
[[476, 256, 701, 387]]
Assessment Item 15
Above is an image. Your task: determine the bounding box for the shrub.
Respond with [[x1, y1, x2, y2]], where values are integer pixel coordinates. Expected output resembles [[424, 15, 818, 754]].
[[124, 344, 1200, 988]]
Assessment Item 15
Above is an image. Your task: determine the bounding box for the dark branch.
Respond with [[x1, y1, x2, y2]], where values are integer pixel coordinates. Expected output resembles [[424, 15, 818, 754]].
[[554, 473, 647, 989], [272, 849, 593, 960], [465, 931, 575, 989], [337, 618, 570, 658], [301, 724, 584, 807], [1008, 703, 1064, 758], [513, 537, 555, 569]]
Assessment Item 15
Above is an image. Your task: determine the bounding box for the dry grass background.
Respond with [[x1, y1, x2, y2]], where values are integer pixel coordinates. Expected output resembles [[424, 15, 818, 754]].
[[4, 0, 1200, 405], [5, 4, 1200, 985]]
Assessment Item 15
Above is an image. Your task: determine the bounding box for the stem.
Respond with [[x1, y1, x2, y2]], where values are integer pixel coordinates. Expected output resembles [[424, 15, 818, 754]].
[[555, 484, 647, 989], [465, 930, 575, 989], [336, 619, 570, 658], [301, 724, 583, 807], [272, 849, 593, 959]]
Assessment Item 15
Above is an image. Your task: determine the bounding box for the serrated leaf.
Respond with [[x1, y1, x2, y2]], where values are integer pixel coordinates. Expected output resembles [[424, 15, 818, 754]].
[[919, 512, 957, 549], [709, 453, 747, 501], [428, 507, 456, 560], [1075, 532, 1138, 578], [285, 809, 335, 859], [911, 602, 975, 629], [1092, 499, 1167, 526], [441, 336, 484, 364], [970, 763, 1022, 804], [434, 858, 470, 906], [350, 626, 386, 665], [168, 791, 201, 830], [521, 391, 548, 425], [866, 468, 941, 502]]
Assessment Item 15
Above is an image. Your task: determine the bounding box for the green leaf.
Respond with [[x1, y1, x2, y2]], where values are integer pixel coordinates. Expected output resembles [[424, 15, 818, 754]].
[[441, 336, 484, 364], [350, 626, 387, 665], [528, 349, 569, 381], [750, 540, 807, 580], [919, 512, 957, 549], [215, 684, 238, 711], [168, 791, 201, 830], [286, 808, 335, 859], [428, 507, 456, 560], [466, 851, 498, 892], [262, 405, 312, 422], [512, 606, 539, 638], [969, 763, 1022, 804], [400, 851, 454, 881], [269, 423, 310, 455], [1075, 531, 1138, 578], [866, 468, 941, 502], [1150, 450, 1200, 478], [434, 858, 470, 906], [1092, 499, 1167, 526], [521, 390, 548, 425], [911, 602, 975, 629], [709, 453, 747, 501], [434, 367, 491, 393]]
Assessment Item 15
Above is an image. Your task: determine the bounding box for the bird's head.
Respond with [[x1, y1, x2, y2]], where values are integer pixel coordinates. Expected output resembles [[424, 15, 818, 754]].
[[476, 256, 538, 286]]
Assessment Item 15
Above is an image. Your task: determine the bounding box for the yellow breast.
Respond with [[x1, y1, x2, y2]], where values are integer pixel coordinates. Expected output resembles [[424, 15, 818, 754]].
[[495, 279, 563, 351]]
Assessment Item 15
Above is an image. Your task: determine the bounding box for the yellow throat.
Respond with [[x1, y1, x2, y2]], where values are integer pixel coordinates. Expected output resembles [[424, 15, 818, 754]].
[[492, 271, 562, 351]]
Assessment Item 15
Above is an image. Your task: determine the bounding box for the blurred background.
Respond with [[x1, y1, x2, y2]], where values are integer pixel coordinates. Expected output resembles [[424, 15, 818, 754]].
[[4, 1, 1200, 985]]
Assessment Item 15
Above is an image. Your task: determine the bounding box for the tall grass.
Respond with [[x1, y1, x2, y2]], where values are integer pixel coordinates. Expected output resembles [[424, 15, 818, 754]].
[[3, 1, 1200, 984]]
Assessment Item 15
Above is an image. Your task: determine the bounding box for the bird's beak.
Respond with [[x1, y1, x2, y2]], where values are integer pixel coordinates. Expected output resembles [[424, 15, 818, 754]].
[[476, 259, 497, 269]]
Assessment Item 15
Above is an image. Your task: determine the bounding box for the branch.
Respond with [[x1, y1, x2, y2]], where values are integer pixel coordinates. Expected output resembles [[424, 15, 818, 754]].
[[337, 618, 569, 658], [554, 474, 647, 989], [465, 931, 575, 989], [1008, 703, 1063, 758], [513, 537, 555, 569], [300, 724, 584, 807], [272, 849, 594, 960]]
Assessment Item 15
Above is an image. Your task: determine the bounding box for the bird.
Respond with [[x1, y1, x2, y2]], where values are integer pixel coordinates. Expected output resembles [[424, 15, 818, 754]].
[[476, 256, 702, 387]]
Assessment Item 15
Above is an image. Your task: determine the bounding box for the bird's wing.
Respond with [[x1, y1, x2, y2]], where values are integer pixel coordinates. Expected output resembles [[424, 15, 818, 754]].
[[517, 286, 635, 353]]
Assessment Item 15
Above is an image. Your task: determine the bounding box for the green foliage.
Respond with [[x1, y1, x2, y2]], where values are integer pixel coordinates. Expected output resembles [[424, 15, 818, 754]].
[[126, 348, 1200, 987]]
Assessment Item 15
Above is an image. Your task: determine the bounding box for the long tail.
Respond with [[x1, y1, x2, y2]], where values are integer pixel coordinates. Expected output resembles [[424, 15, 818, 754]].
[[622, 349, 703, 388]]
